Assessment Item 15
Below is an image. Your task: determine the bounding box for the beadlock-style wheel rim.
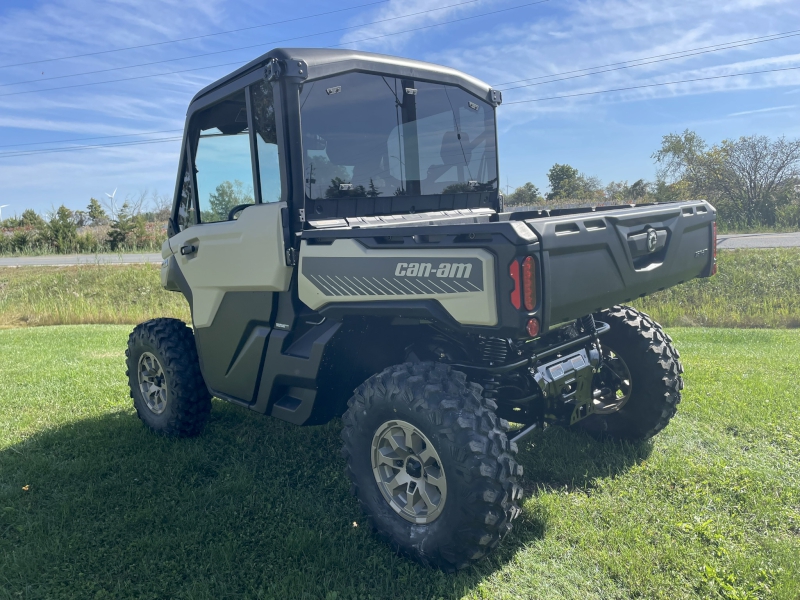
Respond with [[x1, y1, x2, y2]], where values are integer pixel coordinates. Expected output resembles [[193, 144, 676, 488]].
[[371, 420, 447, 524], [138, 352, 168, 415], [592, 348, 633, 415]]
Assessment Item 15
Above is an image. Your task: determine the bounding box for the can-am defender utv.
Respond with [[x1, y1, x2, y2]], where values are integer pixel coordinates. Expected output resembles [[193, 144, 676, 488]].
[[126, 48, 717, 571]]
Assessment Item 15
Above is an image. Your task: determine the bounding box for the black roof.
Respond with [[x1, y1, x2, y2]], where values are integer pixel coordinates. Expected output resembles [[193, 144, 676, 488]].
[[189, 47, 498, 109]]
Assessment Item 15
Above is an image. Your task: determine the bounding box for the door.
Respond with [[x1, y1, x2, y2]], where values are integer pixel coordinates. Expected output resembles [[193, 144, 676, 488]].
[[167, 82, 292, 403]]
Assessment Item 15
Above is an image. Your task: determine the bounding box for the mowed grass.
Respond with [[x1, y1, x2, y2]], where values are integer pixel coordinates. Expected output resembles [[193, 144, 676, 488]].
[[1, 248, 799, 330], [0, 264, 189, 327], [0, 326, 797, 599]]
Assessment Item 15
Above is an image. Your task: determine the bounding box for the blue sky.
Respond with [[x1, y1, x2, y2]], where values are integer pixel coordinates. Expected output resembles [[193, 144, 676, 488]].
[[0, 0, 799, 215]]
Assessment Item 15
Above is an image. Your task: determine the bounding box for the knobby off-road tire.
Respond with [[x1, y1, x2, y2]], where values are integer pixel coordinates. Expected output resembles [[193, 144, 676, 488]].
[[126, 318, 211, 437], [341, 362, 523, 571], [576, 305, 683, 441]]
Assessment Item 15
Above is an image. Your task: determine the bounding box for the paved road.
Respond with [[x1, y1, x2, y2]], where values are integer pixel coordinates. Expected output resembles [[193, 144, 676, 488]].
[[0, 253, 162, 267], [0, 232, 797, 267], [716, 232, 800, 249]]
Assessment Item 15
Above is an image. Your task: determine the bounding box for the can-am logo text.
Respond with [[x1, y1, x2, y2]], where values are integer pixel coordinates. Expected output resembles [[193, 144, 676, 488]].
[[395, 262, 473, 279]]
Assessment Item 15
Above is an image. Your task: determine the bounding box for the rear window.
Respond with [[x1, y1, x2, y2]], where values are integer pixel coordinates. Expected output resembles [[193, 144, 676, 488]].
[[299, 72, 498, 200]]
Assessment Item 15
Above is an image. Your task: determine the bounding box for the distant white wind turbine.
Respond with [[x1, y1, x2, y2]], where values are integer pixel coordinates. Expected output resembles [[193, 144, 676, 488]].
[[105, 188, 118, 213], [0, 205, 8, 221]]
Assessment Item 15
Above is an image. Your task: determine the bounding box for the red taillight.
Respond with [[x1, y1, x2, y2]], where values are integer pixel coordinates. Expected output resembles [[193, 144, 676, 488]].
[[711, 222, 718, 275], [522, 256, 535, 310], [509, 260, 521, 309], [527, 318, 540, 337]]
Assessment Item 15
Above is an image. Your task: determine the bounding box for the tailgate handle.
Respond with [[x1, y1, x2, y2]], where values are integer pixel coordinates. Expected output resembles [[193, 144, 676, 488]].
[[627, 229, 666, 258], [180, 244, 197, 256]]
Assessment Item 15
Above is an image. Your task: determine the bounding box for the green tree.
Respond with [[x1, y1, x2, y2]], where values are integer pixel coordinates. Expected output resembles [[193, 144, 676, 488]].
[[203, 180, 254, 222], [546, 164, 579, 200], [19, 209, 45, 229], [87, 198, 108, 225], [545, 164, 603, 201], [107, 202, 136, 250], [653, 130, 800, 227], [604, 179, 651, 203], [652, 129, 708, 191], [505, 182, 542, 206], [42, 205, 78, 253], [133, 214, 149, 247]]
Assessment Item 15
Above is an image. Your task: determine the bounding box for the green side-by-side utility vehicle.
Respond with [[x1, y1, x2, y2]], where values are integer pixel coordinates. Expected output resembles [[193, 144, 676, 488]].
[[126, 48, 717, 570]]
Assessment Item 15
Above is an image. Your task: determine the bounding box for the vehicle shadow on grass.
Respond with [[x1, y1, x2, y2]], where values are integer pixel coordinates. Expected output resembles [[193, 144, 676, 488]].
[[0, 404, 648, 600], [514, 426, 654, 494]]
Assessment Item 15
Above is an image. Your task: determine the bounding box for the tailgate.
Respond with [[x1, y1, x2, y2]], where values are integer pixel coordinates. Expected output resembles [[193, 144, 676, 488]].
[[524, 201, 716, 328]]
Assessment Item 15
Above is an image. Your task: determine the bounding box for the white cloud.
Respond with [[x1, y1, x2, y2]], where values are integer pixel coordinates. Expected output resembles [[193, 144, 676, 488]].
[[727, 104, 795, 117], [337, 0, 495, 52]]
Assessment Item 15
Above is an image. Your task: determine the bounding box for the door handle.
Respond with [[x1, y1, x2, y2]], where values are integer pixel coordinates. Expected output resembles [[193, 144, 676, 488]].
[[180, 244, 197, 256]]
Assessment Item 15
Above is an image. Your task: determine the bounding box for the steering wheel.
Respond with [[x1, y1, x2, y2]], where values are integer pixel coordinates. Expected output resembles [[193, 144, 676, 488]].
[[228, 203, 252, 221]]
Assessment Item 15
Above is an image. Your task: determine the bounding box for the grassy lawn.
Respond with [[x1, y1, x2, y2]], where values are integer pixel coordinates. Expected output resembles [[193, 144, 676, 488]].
[[2, 248, 799, 329], [0, 326, 798, 599]]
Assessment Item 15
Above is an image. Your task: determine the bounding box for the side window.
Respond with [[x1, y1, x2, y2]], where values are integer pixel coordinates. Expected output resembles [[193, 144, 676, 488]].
[[177, 161, 196, 230], [194, 89, 255, 223], [251, 81, 282, 203]]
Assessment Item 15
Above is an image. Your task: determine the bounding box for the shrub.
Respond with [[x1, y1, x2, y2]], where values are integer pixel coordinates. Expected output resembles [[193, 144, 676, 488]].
[[40, 206, 78, 253], [107, 203, 136, 251], [76, 232, 101, 253], [11, 229, 37, 252]]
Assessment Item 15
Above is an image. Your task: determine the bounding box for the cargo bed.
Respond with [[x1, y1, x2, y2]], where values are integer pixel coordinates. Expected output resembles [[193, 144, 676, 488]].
[[511, 200, 716, 328]]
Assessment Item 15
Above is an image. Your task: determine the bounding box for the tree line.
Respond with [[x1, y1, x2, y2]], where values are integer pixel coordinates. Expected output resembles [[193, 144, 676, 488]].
[[505, 130, 800, 230], [0, 192, 171, 255], [2, 130, 798, 254]]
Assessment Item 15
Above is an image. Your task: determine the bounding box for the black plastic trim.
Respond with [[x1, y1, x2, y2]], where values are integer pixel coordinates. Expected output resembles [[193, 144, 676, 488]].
[[318, 299, 462, 330], [165, 255, 193, 316], [251, 320, 342, 422]]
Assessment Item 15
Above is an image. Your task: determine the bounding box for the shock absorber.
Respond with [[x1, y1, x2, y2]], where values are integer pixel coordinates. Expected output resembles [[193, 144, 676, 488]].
[[480, 337, 508, 365], [479, 337, 507, 401], [581, 314, 602, 367]]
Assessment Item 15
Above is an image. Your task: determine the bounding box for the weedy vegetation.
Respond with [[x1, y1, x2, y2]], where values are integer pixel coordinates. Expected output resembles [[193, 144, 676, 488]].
[[0, 264, 189, 327], [1, 248, 798, 329], [634, 248, 800, 328], [0, 326, 797, 599]]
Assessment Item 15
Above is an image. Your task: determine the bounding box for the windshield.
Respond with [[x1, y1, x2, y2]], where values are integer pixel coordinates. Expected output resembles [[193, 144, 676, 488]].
[[299, 72, 498, 200]]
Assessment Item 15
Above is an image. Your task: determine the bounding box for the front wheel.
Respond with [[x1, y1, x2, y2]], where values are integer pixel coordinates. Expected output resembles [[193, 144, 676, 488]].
[[126, 318, 211, 437], [575, 306, 683, 440], [341, 362, 523, 571]]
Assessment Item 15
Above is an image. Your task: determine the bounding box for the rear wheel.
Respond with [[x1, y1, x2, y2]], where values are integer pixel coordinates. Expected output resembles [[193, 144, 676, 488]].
[[575, 306, 683, 440], [341, 362, 523, 571], [126, 318, 211, 437]]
